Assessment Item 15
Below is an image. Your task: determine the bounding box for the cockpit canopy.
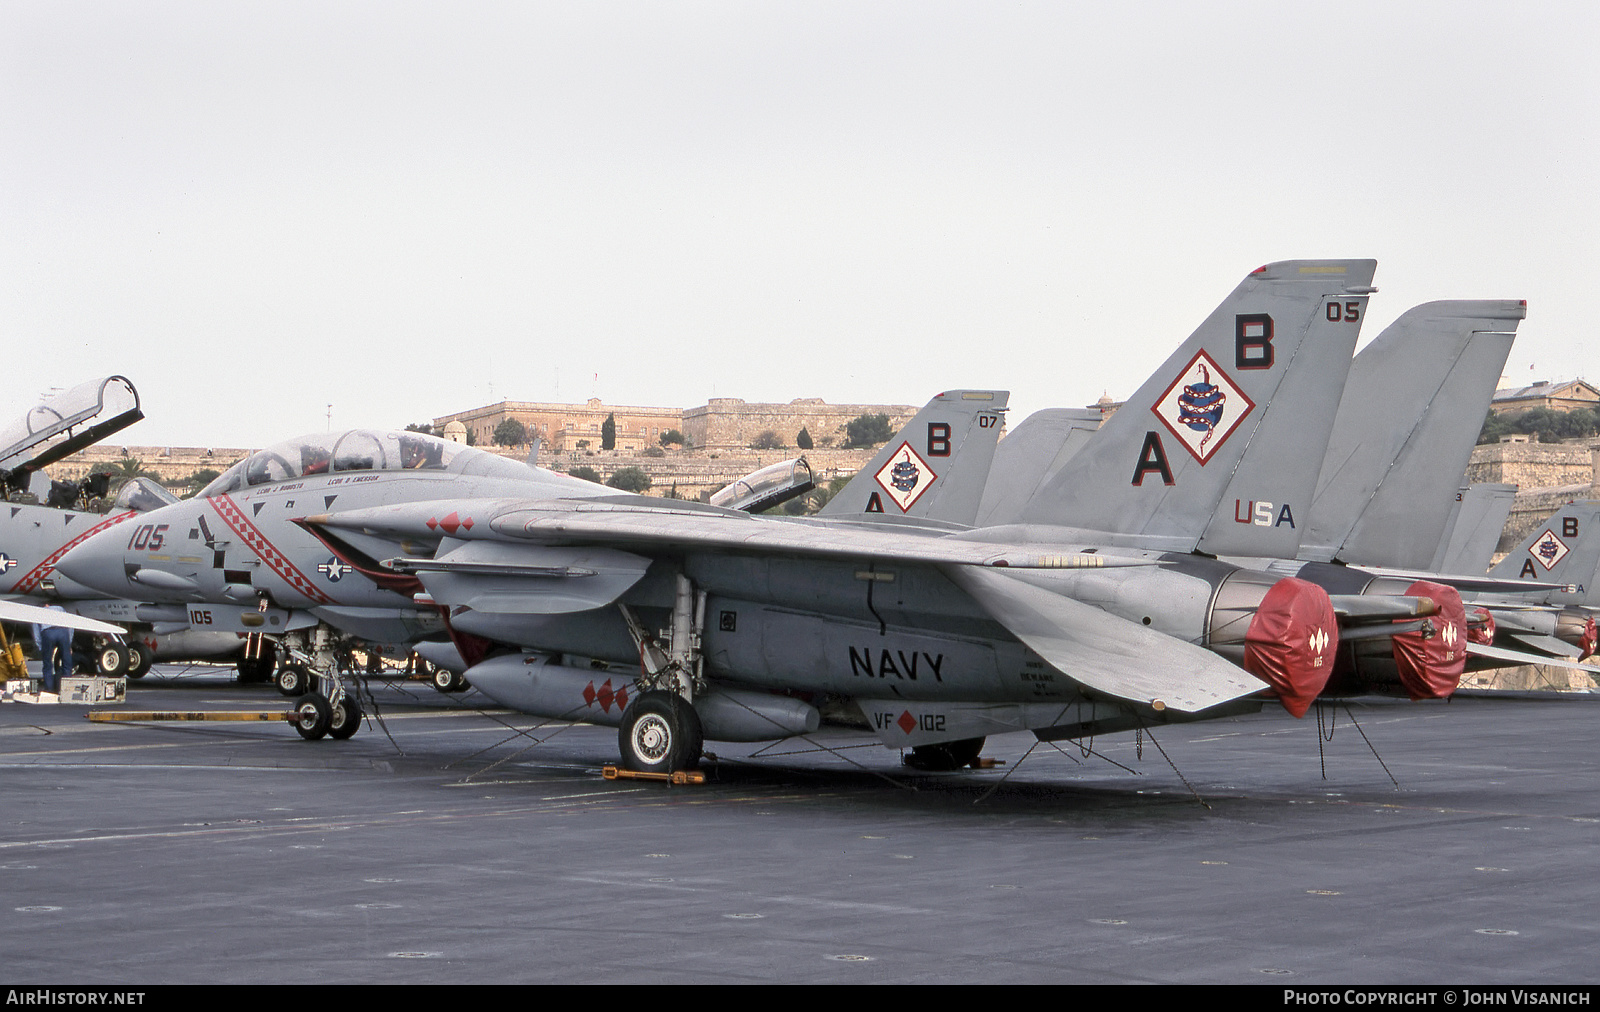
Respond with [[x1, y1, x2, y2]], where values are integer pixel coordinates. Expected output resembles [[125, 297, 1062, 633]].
[[114, 476, 179, 513], [199, 430, 540, 497], [0, 376, 142, 478]]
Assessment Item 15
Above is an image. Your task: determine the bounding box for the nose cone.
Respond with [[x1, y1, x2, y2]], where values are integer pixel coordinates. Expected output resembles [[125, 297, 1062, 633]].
[[55, 523, 189, 600]]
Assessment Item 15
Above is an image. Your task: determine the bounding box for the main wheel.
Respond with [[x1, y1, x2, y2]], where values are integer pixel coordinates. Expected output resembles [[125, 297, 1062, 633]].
[[276, 662, 312, 697], [126, 642, 154, 679], [617, 691, 703, 774], [236, 652, 275, 684], [293, 694, 333, 740], [904, 737, 985, 771], [432, 666, 468, 694], [97, 642, 129, 677], [328, 694, 363, 740]]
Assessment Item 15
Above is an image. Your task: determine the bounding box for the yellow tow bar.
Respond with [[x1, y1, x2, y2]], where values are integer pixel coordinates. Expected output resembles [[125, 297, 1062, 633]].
[[602, 764, 706, 784]]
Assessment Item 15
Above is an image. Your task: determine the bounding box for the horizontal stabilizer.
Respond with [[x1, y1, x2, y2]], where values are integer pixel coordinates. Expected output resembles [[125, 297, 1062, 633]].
[[0, 599, 125, 636], [945, 567, 1265, 713], [1347, 565, 1572, 595], [1506, 633, 1585, 659], [1467, 642, 1599, 675]]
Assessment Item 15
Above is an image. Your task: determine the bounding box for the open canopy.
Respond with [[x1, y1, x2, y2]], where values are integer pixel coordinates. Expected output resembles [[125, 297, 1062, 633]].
[[0, 376, 143, 479]]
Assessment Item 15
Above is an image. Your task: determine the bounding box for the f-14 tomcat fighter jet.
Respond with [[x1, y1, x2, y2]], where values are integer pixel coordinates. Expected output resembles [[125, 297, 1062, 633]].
[[55, 430, 614, 706], [245, 259, 1401, 774]]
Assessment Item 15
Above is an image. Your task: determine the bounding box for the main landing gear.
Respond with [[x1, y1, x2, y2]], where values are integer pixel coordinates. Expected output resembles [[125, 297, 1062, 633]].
[[904, 737, 986, 771], [618, 691, 704, 775], [616, 574, 707, 774]]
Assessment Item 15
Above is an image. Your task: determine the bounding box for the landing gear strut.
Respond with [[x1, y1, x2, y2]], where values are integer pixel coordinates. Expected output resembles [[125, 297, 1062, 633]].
[[277, 624, 363, 742], [617, 574, 707, 773]]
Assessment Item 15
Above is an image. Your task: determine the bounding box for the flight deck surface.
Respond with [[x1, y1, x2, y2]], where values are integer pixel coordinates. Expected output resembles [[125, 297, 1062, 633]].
[[1, 667, 1595, 985]]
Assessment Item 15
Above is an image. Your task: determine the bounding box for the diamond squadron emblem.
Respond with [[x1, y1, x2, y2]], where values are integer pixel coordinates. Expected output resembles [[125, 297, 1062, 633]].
[[873, 442, 938, 512], [1151, 351, 1255, 465]]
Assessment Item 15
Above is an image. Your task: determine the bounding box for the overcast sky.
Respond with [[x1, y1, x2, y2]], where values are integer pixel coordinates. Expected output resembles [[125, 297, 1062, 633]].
[[4, 1, 1595, 448]]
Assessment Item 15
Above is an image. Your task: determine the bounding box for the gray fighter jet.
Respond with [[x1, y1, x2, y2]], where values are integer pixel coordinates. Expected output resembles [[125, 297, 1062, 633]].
[[249, 260, 1384, 773]]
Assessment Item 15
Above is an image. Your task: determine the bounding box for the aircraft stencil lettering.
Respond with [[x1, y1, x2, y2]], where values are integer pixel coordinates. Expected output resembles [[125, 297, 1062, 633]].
[[868, 710, 945, 735], [1234, 500, 1296, 528], [848, 647, 945, 681]]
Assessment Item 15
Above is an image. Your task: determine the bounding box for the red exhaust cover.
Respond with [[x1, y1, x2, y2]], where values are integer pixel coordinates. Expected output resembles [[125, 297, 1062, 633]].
[[1243, 577, 1337, 718], [1467, 607, 1495, 646], [1390, 581, 1466, 700]]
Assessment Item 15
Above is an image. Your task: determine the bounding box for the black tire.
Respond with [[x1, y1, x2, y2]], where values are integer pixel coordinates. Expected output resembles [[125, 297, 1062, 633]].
[[126, 642, 154, 679], [432, 666, 468, 694], [617, 691, 703, 774], [905, 737, 985, 771], [276, 662, 312, 697], [292, 694, 332, 740], [236, 652, 276, 684], [97, 642, 129, 677], [328, 694, 363, 740]]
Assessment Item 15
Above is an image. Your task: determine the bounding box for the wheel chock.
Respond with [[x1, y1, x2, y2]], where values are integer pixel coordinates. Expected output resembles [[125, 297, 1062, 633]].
[[602, 764, 706, 784]]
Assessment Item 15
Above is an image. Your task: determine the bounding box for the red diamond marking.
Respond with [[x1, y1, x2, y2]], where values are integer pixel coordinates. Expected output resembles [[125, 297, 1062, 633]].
[[615, 687, 628, 711], [440, 511, 460, 535], [597, 679, 615, 712], [582, 681, 596, 706], [896, 711, 917, 735], [461, 516, 474, 531], [426, 517, 438, 531]]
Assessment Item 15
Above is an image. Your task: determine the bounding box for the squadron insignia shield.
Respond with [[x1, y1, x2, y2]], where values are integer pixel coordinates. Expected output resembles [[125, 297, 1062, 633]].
[[1529, 529, 1570, 571], [873, 442, 938, 512], [1151, 351, 1255, 464]]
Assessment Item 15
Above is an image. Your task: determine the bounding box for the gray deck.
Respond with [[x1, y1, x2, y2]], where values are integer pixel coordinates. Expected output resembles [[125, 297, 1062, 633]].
[[2, 667, 1596, 984]]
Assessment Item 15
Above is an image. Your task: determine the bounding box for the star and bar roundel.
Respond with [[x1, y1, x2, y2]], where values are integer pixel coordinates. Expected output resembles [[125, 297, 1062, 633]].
[[1151, 351, 1255, 465]]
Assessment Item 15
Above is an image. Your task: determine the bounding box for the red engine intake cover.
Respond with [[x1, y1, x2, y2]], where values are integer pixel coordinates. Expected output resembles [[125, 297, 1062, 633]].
[[1242, 577, 1338, 718], [1390, 581, 1466, 700]]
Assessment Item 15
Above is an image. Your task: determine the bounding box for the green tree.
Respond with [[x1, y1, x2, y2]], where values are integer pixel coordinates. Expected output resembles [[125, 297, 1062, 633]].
[[844, 413, 893, 448], [493, 418, 528, 446], [641, 445, 665, 458], [659, 429, 685, 447], [795, 427, 813, 450], [569, 465, 602, 483], [601, 413, 617, 451], [750, 430, 783, 450], [606, 466, 652, 493], [404, 422, 436, 435]]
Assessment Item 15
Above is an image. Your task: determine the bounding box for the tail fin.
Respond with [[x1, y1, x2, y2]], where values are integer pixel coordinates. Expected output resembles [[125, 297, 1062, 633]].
[[974, 408, 1103, 527], [1298, 300, 1523, 568], [1490, 501, 1600, 603], [819, 390, 1008, 525], [1019, 259, 1377, 557], [1430, 483, 1517, 575]]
